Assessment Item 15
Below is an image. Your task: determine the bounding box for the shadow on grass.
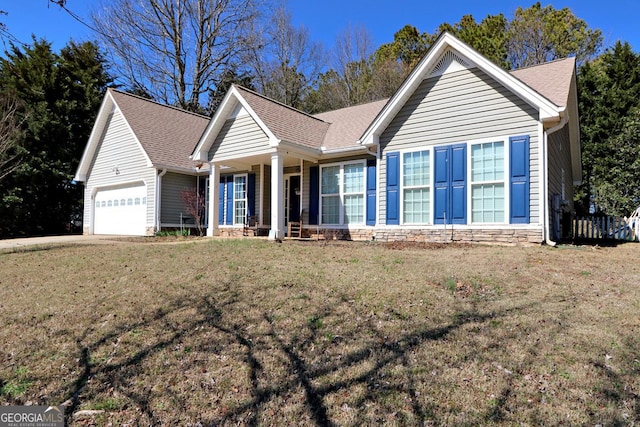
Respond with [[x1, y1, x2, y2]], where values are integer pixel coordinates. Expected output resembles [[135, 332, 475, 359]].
[[57, 283, 500, 424], [54, 276, 638, 426]]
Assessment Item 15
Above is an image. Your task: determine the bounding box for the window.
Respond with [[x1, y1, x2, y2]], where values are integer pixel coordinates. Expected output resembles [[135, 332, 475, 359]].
[[233, 175, 247, 225], [321, 166, 340, 224], [471, 141, 505, 223], [142, 197, 147, 205], [120, 198, 125, 206], [402, 150, 430, 224], [127, 198, 133, 206], [134, 197, 141, 205], [107, 200, 113, 207], [114, 199, 119, 207], [321, 162, 365, 225], [343, 164, 364, 224]]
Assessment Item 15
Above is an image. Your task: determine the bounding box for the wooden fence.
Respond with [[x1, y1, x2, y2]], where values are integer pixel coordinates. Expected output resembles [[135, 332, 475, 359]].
[[573, 214, 639, 242]]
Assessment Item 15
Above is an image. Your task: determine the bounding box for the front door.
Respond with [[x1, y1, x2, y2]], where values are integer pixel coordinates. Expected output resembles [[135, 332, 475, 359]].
[[285, 175, 301, 225]]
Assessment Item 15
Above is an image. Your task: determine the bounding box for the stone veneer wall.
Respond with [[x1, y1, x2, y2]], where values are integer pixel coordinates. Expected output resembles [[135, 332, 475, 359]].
[[213, 226, 543, 244], [304, 227, 543, 245]]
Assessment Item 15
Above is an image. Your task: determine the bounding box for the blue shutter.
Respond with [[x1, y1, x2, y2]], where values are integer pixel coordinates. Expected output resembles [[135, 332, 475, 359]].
[[247, 174, 256, 218], [510, 135, 530, 224], [434, 146, 449, 224], [225, 177, 234, 225], [218, 177, 225, 225], [386, 152, 400, 225], [450, 144, 467, 224], [366, 158, 376, 226], [309, 166, 319, 225], [435, 144, 467, 224]]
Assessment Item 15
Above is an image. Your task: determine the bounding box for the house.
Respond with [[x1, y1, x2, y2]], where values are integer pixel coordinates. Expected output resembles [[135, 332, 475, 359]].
[[77, 32, 581, 244], [74, 89, 210, 235]]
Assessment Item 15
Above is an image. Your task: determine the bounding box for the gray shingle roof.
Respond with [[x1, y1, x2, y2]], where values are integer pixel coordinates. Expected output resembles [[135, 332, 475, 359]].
[[510, 57, 576, 108], [234, 86, 330, 149], [314, 99, 389, 150], [112, 55, 575, 167], [235, 85, 388, 151], [110, 89, 210, 170]]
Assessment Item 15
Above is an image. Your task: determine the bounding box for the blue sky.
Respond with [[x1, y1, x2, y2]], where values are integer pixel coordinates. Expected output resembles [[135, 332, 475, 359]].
[[1, 0, 638, 57]]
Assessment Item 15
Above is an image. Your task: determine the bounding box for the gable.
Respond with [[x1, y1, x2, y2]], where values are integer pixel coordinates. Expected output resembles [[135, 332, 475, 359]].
[[208, 114, 271, 162], [87, 108, 152, 186], [361, 33, 562, 146], [380, 66, 539, 149]]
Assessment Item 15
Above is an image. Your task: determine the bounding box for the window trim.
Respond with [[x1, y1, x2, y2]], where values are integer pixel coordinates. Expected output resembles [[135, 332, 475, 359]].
[[233, 174, 248, 225], [319, 160, 366, 226], [468, 137, 511, 225], [400, 149, 432, 225]]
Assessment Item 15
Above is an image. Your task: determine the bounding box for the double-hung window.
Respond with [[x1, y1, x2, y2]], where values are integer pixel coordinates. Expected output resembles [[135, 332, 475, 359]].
[[471, 141, 505, 223], [402, 150, 430, 224], [321, 162, 365, 225], [233, 174, 247, 225]]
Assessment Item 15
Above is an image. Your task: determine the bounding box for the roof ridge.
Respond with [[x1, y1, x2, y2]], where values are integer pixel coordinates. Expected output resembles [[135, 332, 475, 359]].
[[233, 84, 328, 124], [109, 88, 211, 120], [509, 56, 576, 73]]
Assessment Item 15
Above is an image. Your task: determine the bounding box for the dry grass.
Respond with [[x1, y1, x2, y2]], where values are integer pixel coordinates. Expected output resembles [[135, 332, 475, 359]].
[[0, 238, 639, 426]]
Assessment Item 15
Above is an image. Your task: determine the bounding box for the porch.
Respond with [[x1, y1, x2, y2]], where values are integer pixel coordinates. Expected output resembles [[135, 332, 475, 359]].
[[207, 150, 314, 241]]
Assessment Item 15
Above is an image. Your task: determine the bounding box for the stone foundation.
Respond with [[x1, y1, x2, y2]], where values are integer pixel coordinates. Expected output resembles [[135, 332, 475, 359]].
[[303, 227, 543, 245], [209, 226, 543, 245], [376, 228, 542, 244]]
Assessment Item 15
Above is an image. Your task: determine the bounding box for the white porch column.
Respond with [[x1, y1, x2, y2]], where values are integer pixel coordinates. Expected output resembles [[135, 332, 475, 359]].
[[270, 152, 285, 241], [207, 163, 220, 237]]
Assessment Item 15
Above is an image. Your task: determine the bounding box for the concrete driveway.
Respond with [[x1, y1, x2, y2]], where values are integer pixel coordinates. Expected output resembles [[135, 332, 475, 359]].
[[0, 234, 127, 250]]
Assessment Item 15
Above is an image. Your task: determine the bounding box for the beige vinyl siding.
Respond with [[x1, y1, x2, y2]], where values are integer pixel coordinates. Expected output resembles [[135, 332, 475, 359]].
[[548, 125, 574, 209], [84, 110, 156, 230], [160, 172, 198, 226], [379, 67, 540, 224], [208, 115, 271, 161]]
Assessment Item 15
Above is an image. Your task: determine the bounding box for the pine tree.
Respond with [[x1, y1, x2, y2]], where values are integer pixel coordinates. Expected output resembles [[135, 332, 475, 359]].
[[0, 39, 112, 237]]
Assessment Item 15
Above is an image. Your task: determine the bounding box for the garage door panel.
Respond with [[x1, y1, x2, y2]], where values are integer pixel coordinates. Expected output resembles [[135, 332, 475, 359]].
[[94, 185, 147, 235]]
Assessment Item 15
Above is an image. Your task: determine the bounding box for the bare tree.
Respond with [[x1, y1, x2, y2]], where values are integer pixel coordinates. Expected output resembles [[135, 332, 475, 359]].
[[333, 24, 375, 106], [91, 0, 262, 110], [0, 93, 24, 183], [180, 187, 206, 236], [246, 4, 325, 108]]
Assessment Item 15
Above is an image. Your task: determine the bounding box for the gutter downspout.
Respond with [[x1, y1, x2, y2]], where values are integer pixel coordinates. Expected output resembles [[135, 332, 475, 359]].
[[156, 168, 167, 233], [543, 116, 568, 247]]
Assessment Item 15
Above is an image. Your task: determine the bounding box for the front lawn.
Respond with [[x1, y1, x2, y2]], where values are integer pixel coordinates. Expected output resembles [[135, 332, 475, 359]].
[[0, 239, 638, 425]]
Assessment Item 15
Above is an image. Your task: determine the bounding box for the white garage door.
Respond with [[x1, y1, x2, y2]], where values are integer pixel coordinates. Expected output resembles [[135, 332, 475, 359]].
[[94, 184, 147, 235]]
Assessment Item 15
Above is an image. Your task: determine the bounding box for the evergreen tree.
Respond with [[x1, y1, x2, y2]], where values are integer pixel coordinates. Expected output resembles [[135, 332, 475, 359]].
[[0, 39, 112, 237], [577, 41, 640, 215], [507, 2, 602, 68], [434, 14, 509, 69]]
